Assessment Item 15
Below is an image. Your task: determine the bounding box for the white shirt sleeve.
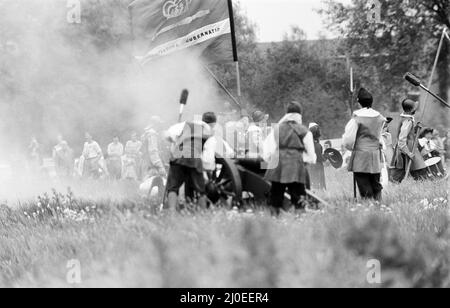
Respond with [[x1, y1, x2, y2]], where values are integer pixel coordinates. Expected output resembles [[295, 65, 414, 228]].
[[342, 118, 358, 151], [302, 132, 317, 165], [262, 130, 277, 163], [202, 137, 217, 171], [164, 122, 186, 143]]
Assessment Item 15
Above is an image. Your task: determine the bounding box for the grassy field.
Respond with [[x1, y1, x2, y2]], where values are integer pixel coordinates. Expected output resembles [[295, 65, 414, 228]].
[[0, 168, 448, 288]]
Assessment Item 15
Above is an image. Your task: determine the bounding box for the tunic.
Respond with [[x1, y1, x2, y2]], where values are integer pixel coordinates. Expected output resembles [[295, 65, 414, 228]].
[[309, 140, 326, 190], [265, 122, 309, 184], [392, 115, 426, 171], [344, 109, 386, 174]]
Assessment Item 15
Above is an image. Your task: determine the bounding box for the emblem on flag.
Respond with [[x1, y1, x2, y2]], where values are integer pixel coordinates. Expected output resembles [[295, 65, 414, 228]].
[[129, 0, 237, 64], [163, 0, 192, 19]]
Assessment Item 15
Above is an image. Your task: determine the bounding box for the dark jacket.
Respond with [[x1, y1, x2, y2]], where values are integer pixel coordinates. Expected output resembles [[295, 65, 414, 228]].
[[171, 122, 212, 173], [265, 122, 308, 184], [392, 115, 426, 171]]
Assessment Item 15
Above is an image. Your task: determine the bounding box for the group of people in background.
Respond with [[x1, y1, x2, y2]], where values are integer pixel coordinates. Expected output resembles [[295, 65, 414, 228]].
[[341, 88, 448, 202], [22, 91, 449, 212], [27, 117, 167, 182]]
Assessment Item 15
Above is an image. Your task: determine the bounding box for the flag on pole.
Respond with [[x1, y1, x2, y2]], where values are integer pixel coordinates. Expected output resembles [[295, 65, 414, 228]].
[[129, 0, 237, 65]]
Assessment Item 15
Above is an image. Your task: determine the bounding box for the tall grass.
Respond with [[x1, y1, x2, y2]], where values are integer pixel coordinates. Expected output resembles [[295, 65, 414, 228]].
[[0, 169, 448, 288]]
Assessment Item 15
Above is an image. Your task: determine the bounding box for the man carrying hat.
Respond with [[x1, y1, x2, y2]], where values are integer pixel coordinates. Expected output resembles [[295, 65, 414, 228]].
[[391, 99, 427, 183], [343, 88, 386, 201]]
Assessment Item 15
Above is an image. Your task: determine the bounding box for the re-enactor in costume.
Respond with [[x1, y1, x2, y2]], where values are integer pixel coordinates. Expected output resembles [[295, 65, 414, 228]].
[[308, 123, 326, 190], [165, 113, 215, 210], [391, 99, 427, 183], [123, 132, 142, 181], [343, 88, 386, 201], [107, 136, 124, 180], [53, 136, 74, 178], [82, 133, 103, 179], [264, 102, 317, 213], [141, 118, 167, 179]]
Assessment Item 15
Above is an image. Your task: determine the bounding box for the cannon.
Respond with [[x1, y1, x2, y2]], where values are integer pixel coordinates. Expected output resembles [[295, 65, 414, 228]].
[[204, 156, 329, 208], [145, 155, 328, 209]]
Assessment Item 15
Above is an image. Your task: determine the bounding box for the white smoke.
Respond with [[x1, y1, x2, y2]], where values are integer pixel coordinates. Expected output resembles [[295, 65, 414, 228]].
[[0, 0, 227, 202]]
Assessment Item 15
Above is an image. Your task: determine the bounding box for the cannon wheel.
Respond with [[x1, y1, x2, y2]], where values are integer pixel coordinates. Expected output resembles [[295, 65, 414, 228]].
[[207, 157, 243, 207]]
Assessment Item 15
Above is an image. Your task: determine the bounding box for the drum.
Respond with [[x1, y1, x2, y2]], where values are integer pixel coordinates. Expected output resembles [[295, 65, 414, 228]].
[[424, 157, 441, 168], [423, 156, 446, 180]]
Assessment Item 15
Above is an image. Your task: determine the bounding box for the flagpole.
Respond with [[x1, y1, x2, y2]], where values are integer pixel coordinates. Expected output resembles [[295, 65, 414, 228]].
[[204, 65, 242, 110], [419, 28, 446, 121], [228, 0, 242, 100]]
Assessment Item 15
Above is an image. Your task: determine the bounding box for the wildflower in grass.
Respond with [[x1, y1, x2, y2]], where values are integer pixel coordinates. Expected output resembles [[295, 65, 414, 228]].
[[420, 199, 429, 206]]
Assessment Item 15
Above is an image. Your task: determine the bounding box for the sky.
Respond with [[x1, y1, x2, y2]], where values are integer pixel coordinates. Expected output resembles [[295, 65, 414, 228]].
[[239, 0, 352, 42]]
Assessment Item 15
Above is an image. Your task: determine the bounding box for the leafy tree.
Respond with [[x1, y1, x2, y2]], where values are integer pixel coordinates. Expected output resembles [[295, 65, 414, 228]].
[[320, 0, 450, 127]]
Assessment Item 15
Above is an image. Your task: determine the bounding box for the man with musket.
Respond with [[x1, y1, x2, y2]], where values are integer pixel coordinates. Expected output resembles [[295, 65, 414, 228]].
[[391, 99, 427, 183], [343, 88, 386, 201]]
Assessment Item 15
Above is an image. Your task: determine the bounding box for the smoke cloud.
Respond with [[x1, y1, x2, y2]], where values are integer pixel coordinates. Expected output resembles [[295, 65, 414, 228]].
[[0, 0, 227, 201]]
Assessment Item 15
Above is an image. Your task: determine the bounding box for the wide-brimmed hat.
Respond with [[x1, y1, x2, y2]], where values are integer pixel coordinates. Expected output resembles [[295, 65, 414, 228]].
[[252, 110, 265, 123]]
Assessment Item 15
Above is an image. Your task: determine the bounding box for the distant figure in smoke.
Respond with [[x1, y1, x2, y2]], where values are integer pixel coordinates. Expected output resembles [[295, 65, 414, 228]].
[[107, 136, 124, 180], [28, 137, 43, 174], [308, 123, 326, 191], [82, 133, 103, 179], [123, 132, 142, 181], [53, 135, 74, 179], [141, 117, 167, 179]]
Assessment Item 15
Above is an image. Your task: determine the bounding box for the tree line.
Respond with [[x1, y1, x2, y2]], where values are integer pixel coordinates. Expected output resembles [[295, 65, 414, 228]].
[[0, 0, 448, 157]]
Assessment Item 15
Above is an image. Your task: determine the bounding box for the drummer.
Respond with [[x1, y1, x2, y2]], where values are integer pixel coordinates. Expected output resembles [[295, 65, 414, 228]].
[[419, 128, 446, 179], [419, 128, 437, 158]]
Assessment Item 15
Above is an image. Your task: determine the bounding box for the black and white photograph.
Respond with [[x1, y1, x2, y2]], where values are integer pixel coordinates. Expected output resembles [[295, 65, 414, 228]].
[[0, 0, 449, 292]]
